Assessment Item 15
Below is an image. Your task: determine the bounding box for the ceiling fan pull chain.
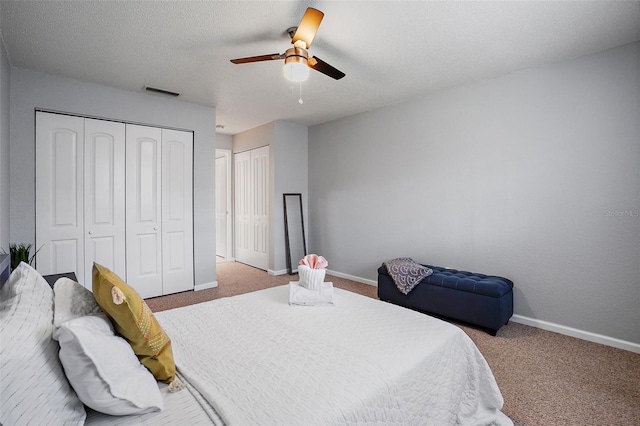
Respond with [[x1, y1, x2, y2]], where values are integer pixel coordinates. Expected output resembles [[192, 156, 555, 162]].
[[298, 82, 304, 104]]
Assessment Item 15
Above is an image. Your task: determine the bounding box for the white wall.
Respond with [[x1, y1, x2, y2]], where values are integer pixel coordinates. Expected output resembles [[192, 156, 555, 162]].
[[308, 42, 640, 345], [0, 35, 9, 251], [233, 121, 308, 273], [9, 68, 217, 287]]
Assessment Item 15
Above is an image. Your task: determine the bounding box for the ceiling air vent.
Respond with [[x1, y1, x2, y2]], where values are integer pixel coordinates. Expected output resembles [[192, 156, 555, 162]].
[[143, 85, 181, 97]]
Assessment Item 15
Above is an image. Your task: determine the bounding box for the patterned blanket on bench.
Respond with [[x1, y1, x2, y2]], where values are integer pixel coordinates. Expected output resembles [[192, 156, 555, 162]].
[[383, 257, 433, 295]]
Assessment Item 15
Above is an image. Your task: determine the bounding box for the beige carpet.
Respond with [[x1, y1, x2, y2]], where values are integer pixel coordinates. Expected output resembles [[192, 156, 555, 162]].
[[146, 261, 640, 425]]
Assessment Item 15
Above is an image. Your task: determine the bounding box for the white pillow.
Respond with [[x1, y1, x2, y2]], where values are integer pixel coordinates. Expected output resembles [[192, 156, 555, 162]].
[[53, 276, 105, 327], [54, 315, 164, 416], [0, 262, 86, 425]]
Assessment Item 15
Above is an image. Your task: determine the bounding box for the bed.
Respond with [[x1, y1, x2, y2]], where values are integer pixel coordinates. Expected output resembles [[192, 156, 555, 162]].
[[0, 262, 512, 425]]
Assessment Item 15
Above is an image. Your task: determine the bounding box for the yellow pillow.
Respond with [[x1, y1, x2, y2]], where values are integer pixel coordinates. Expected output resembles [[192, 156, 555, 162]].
[[92, 263, 175, 383]]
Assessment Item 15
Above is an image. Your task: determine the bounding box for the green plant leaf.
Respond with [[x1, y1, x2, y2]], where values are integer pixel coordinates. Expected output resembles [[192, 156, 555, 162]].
[[4, 243, 41, 270]]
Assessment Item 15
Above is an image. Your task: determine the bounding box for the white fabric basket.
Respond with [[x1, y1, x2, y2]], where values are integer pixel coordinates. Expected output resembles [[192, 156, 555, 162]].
[[298, 265, 326, 291]]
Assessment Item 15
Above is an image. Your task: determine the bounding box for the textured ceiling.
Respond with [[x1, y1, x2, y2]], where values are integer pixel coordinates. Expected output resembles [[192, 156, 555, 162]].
[[1, 1, 639, 135]]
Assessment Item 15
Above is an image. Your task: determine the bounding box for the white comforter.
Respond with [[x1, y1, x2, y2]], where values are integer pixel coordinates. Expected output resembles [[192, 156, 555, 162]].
[[156, 285, 512, 426]]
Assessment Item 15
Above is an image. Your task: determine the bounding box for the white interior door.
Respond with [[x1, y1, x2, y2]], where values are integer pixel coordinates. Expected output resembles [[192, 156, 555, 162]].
[[161, 129, 194, 294], [234, 146, 269, 270], [234, 150, 251, 265], [249, 146, 269, 270], [35, 112, 85, 278], [215, 150, 229, 258], [126, 124, 162, 298], [83, 119, 125, 288]]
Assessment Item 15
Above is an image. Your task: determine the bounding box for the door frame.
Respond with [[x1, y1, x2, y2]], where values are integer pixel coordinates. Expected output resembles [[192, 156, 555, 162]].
[[215, 149, 233, 261]]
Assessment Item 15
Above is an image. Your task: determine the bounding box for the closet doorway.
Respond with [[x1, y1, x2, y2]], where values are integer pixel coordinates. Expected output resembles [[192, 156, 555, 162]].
[[215, 149, 232, 261], [234, 146, 269, 270]]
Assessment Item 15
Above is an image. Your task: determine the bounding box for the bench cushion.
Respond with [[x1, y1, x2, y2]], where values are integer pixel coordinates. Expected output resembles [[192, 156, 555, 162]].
[[421, 266, 513, 298]]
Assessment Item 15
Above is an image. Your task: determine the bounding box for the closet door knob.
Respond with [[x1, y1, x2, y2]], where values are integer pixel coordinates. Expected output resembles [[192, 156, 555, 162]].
[[88, 231, 93, 235], [153, 227, 158, 231]]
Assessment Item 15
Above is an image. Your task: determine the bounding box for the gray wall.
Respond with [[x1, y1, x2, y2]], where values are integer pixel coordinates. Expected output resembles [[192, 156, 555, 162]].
[[308, 42, 640, 344], [10, 68, 217, 287], [233, 122, 274, 153], [216, 133, 233, 150], [0, 35, 9, 251], [273, 121, 308, 273], [233, 121, 308, 273]]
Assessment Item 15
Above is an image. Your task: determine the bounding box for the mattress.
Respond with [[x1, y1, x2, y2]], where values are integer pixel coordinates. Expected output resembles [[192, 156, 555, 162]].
[[155, 285, 512, 425]]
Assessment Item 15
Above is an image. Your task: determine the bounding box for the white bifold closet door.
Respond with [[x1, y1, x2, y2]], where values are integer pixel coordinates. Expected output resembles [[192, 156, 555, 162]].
[[234, 146, 269, 270], [36, 113, 86, 280], [36, 112, 126, 287], [36, 113, 193, 296], [160, 129, 194, 295], [125, 125, 193, 298], [83, 119, 126, 286]]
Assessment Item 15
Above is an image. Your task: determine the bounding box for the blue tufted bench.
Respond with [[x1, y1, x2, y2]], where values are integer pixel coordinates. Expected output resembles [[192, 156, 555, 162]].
[[377, 264, 513, 335]]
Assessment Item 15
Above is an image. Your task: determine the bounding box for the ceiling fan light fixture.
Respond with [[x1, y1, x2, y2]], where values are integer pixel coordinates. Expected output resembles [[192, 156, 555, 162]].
[[230, 8, 344, 81], [283, 60, 309, 82], [283, 47, 309, 82]]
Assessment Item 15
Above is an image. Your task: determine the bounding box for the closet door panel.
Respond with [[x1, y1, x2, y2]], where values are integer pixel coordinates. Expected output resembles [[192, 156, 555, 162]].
[[215, 153, 229, 258], [51, 240, 80, 275], [138, 234, 160, 273], [84, 119, 125, 288], [234, 150, 251, 265], [139, 141, 159, 220], [89, 237, 116, 268], [36, 112, 85, 278], [161, 129, 193, 294], [251, 146, 269, 270], [126, 124, 162, 298]]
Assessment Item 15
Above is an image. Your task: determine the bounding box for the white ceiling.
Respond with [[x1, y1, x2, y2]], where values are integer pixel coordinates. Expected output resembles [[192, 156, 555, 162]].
[[1, 1, 639, 135]]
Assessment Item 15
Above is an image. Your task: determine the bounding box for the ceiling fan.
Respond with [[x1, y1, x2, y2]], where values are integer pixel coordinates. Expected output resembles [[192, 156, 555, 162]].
[[230, 7, 345, 82]]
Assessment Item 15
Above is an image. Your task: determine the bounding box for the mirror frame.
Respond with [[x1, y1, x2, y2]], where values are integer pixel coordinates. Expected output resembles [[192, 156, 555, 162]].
[[283, 193, 307, 275]]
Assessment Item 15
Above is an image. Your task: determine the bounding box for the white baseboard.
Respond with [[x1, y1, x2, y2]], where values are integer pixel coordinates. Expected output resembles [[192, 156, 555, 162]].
[[511, 314, 640, 354], [194, 281, 218, 291], [325, 269, 639, 354], [327, 269, 377, 287], [217, 263, 640, 354]]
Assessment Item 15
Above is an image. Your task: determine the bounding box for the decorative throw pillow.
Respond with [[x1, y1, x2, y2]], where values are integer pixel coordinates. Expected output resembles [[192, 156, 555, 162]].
[[54, 277, 106, 328], [0, 262, 86, 425], [384, 257, 433, 295], [54, 315, 164, 415], [92, 263, 176, 383]]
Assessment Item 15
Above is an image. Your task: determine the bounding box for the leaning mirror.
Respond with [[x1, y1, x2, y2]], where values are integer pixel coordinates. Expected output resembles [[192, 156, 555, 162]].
[[283, 193, 307, 275]]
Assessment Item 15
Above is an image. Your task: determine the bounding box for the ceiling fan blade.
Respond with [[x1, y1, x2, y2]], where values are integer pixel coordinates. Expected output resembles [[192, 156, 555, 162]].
[[230, 53, 284, 64], [308, 56, 345, 80], [292, 8, 324, 48]]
